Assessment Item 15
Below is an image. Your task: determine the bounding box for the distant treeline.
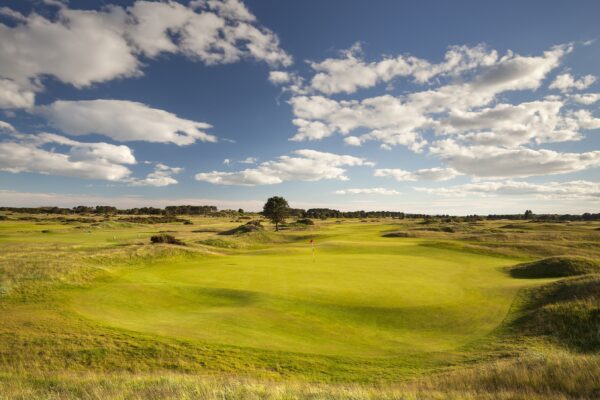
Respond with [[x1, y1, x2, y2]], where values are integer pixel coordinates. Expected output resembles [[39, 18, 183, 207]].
[[0, 205, 218, 216], [0, 206, 599, 221]]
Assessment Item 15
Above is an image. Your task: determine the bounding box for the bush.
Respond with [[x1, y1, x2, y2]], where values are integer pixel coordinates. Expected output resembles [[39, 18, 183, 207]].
[[150, 234, 185, 245], [296, 218, 314, 225], [382, 231, 414, 238]]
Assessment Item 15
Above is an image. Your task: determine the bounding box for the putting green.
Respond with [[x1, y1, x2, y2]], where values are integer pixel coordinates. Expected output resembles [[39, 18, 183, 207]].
[[69, 224, 529, 359]]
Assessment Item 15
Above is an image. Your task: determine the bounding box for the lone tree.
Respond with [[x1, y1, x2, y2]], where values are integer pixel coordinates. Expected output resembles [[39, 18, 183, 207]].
[[262, 196, 289, 231], [524, 209, 534, 219]]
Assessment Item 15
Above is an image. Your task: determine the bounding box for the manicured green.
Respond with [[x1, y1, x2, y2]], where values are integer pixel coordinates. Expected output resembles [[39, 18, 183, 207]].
[[68, 223, 531, 360]]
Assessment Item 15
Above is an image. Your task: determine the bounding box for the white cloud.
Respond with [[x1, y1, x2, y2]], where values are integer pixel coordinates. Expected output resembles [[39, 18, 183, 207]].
[[268, 71, 292, 84], [195, 149, 372, 186], [0, 79, 36, 109], [192, 0, 256, 22], [289, 94, 430, 151], [130, 163, 182, 187], [289, 45, 571, 151], [430, 139, 600, 178], [334, 188, 400, 195], [0, 1, 291, 108], [223, 158, 231, 165], [38, 99, 217, 145], [0, 133, 135, 181], [415, 180, 600, 200], [309, 43, 498, 95], [549, 73, 596, 92], [239, 157, 258, 164], [375, 167, 461, 182], [0, 120, 16, 133], [570, 109, 600, 130], [570, 93, 600, 105], [438, 100, 583, 146]]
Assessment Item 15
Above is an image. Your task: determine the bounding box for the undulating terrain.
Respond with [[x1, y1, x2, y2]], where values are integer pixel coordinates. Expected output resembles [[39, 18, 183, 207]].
[[1, 213, 599, 399]]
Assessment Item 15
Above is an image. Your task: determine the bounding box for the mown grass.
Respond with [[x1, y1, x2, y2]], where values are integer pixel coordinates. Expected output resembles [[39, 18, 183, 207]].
[[1, 214, 599, 398]]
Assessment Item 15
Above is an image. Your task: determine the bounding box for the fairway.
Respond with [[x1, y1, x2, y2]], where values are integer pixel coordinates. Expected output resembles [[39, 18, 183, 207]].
[[69, 224, 529, 359]]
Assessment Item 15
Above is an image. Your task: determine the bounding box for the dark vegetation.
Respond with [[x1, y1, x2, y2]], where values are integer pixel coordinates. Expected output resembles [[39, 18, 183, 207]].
[[118, 216, 192, 224], [262, 196, 290, 231], [382, 231, 414, 238], [150, 234, 185, 245], [219, 220, 264, 235], [3, 205, 600, 222], [509, 256, 600, 278]]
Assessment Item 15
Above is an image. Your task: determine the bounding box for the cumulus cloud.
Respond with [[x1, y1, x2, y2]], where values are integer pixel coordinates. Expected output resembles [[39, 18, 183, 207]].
[[0, 120, 16, 133], [334, 187, 400, 195], [289, 94, 429, 151], [0, 1, 291, 108], [268, 71, 292, 84], [375, 167, 462, 181], [430, 139, 600, 178], [549, 73, 596, 92], [0, 133, 135, 181], [37, 99, 216, 145], [415, 180, 600, 199], [0, 79, 36, 109], [570, 93, 600, 105], [195, 149, 372, 185], [309, 43, 498, 95], [130, 163, 182, 187], [437, 100, 583, 146], [289, 45, 572, 150]]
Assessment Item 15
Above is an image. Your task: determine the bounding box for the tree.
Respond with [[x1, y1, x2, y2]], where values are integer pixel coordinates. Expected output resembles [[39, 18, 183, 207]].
[[524, 209, 533, 219], [262, 196, 289, 231]]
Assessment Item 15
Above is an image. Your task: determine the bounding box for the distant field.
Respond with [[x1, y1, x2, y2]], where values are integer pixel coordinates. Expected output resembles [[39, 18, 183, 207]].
[[1, 214, 599, 398]]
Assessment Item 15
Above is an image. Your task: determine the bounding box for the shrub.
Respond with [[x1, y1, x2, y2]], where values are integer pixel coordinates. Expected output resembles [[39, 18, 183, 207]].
[[296, 218, 314, 225], [382, 231, 414, 238], [150, 234, 185, 245]]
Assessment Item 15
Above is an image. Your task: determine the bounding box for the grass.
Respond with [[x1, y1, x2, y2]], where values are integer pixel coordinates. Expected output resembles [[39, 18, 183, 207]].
[[1, 214, 599, 398], [508, 256, 600, 278]]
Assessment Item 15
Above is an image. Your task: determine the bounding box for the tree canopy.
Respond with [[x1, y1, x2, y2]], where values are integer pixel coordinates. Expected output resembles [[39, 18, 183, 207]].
[[262, 196, 290, 231]]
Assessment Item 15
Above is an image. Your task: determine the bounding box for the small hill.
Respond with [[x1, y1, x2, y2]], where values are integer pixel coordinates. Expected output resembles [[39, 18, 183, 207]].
[[219, 220, 264, 235], [512, 274, 600, 351], [508, 256, 600, 279], [382, 231, 414, 238]]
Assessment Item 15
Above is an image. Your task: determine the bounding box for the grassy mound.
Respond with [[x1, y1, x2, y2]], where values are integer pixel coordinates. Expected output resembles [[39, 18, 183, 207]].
[[150, 234, 185, 246], [508, 256, 600, 278], [219, 220, 264, 235], [382, 231, 414, 238], [513, 274, 600, 351]]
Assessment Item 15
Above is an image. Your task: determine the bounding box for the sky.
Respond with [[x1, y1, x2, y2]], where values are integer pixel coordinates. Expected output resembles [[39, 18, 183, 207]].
[[0, 0, 599, 214]]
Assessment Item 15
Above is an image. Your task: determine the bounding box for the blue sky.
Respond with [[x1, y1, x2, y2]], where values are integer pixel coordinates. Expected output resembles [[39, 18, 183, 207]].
[[0, 0, 599, 214]]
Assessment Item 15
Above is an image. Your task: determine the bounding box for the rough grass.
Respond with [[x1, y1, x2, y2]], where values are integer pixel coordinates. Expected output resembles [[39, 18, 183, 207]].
[[512, 274, 600, 352], [1, 352, 598, 399], [1, 216, 600, 398], [508, 256, 600, 278]]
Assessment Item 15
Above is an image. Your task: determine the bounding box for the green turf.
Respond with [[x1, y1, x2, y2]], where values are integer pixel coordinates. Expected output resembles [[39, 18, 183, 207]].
[[67, 223, 533, 361], [2, 215, 599, 390]]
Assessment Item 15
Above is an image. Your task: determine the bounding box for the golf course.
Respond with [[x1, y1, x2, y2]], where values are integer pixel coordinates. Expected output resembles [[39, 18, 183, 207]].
[[1, 211, 599, 398]]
